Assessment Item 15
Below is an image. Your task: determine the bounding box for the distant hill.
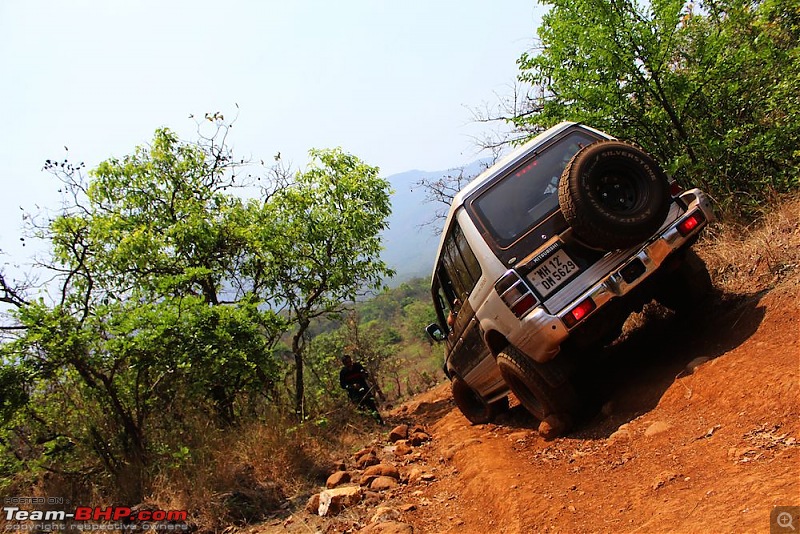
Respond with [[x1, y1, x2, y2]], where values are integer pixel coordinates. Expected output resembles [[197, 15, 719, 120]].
[[381, 160, 490, 284]]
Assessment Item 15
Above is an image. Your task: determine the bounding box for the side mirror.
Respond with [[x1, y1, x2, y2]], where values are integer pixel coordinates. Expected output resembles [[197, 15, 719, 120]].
[[425, 323, 446, 343]]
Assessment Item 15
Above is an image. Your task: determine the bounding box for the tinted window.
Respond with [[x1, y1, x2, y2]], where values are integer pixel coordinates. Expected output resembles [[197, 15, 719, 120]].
[[440, 221, 482, 302], [471, 131, 597, 248]]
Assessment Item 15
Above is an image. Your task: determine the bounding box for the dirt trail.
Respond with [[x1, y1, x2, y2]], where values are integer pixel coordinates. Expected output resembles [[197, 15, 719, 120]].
[[398, 281, 799, 533], [259, 276, 799, 533]]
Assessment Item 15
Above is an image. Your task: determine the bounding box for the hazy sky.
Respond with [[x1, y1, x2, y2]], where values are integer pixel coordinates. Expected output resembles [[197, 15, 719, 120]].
[[0, 1, 542, 269]]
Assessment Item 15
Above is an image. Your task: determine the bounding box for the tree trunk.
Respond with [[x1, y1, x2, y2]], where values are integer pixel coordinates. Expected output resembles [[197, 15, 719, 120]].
[[292, 318, 310, 420]]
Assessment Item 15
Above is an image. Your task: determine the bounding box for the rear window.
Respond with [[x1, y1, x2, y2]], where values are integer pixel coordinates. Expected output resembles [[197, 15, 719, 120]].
[[471, 131, 598, 248]]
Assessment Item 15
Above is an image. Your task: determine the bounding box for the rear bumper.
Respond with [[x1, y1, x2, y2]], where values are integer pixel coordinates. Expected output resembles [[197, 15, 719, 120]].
[[510, 188, 714, 362]]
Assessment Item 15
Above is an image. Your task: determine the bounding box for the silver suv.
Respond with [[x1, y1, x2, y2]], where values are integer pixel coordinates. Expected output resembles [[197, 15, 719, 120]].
[[425, 122, 714, 436]]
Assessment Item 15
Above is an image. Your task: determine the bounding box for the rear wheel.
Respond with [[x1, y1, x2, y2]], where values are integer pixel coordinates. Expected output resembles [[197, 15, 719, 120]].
[[559, 141, 670, 250], [451, 376, 507, 425], [496, 345, 577, 436]]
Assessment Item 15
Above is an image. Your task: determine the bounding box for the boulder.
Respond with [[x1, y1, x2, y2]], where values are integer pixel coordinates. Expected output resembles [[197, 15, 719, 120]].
[[356, 453, 380, 469], [316, 486, 363, 516], [538, 414, 571, 440], [370, 506, 401, 524], [305, 493, 320, 514], [369, 476, 399, 491], [408, 432, 431, 446], [363, 463, 400, 480], [393, 442, 413, 456], [326, 470, 351, 489], [608, 427, 632, 444], [388, 424, 409, 443], [644, 421, 672, 437]]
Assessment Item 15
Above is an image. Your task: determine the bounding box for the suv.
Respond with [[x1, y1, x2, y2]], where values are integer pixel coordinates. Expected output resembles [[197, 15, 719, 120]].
[[425, 122, 714, 436]]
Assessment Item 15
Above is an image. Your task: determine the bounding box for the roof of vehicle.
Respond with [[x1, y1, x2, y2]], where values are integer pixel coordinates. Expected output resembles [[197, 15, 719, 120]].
[[431, 122, 598, 284]]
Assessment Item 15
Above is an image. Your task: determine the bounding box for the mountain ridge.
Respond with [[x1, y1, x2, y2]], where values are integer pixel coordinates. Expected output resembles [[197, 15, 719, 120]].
[[381, 159, 491, 284]]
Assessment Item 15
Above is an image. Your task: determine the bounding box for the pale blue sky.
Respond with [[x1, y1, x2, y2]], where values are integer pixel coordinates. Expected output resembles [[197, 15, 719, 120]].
[[0, 0, 542, 269]]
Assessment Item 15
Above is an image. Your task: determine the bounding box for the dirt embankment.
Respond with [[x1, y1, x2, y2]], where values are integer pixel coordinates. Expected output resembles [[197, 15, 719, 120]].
[[253, 269, 798, 533], [395, 279, 799, 533]]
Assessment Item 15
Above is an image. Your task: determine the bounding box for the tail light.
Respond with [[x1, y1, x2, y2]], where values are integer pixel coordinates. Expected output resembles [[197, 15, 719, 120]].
[[677, 211, 705, 236], [495, 270, 538, 318], [562, 297, 596, 328]]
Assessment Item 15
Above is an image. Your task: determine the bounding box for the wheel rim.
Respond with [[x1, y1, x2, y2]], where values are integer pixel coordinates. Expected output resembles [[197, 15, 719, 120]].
[[593, 167, 647, 214]]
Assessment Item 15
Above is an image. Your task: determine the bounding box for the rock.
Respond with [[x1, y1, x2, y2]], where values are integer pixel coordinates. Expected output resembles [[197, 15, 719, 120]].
[[393, 442, 413, 456], [538, 414, 571, 440], [685, 357, 710, 374], [410, 424, 426, 434], [408, 432, 431, 446], [370, 476, 399, 491], [400, 503, 417, 512], [354, 447, 375, 462], [360, 474, 379, 487], [370, 506, 401, 524], [326, 470, 351, 489], [404, 467, 423, 484], [651, 472, 679, 491], [305, 493, 320, 513], [357, 453, 380, 469], [608, 427, 632, 443], [644, 421, 672, 437], [363, 463, 401, 480], [357, 521, 414, 534], [363, 490, 382, 506], [332, 460, 346, 471], [389, 424, 409, 442], [316, 486, 363, 516]]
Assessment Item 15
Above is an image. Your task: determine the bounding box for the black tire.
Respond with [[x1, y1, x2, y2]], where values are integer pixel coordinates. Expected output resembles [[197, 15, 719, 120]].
[[656, 249, 713, 313], [451, 376, 505, 425], [559, 140, 671, 250], [496, 345, 577, 423]]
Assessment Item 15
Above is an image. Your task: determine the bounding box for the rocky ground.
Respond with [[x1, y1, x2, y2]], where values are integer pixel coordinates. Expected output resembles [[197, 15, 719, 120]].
[[250, 273, 799, 533]]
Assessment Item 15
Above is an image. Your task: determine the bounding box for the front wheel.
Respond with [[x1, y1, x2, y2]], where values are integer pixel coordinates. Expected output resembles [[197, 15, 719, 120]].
[[496, 345, 577, 436], [451, 376, 508, 425]]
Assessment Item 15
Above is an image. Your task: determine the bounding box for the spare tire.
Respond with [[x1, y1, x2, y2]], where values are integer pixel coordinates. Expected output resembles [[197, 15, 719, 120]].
[[558, 140, 670, 250]]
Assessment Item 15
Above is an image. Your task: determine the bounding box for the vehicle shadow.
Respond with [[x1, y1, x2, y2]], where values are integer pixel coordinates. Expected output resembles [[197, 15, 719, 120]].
[[496, 291, 767, 438], [570, 291, 767, 439]]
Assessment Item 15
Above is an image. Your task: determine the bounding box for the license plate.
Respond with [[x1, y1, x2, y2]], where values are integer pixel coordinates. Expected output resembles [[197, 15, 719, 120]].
[[528, 249, 579, 298]]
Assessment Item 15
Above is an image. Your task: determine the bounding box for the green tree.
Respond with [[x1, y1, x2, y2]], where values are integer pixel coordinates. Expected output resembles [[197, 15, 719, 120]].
[[0, 124, 288, 498], [256, 148, 395, 418], [511, 0, 799, 217]]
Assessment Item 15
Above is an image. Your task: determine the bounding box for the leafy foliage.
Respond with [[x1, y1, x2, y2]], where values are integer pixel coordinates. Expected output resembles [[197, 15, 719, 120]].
[[514, 0, 800, 217], [0, 124, 393, 501]]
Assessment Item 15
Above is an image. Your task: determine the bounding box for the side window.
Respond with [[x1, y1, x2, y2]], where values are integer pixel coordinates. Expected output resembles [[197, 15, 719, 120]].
[[441, 221, 483, 302], [430, 278, 450, 330]]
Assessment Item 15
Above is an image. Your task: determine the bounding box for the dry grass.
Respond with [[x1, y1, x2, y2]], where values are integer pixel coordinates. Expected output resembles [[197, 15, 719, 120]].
[[697, 194, 800, 295], [6, 196, 796, 533], [147, 406, 377, 531]]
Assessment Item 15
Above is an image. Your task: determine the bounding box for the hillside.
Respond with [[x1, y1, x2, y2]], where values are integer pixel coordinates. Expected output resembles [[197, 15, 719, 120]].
[[381, 160, 491, 283], [255, 197, 800, 533]]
